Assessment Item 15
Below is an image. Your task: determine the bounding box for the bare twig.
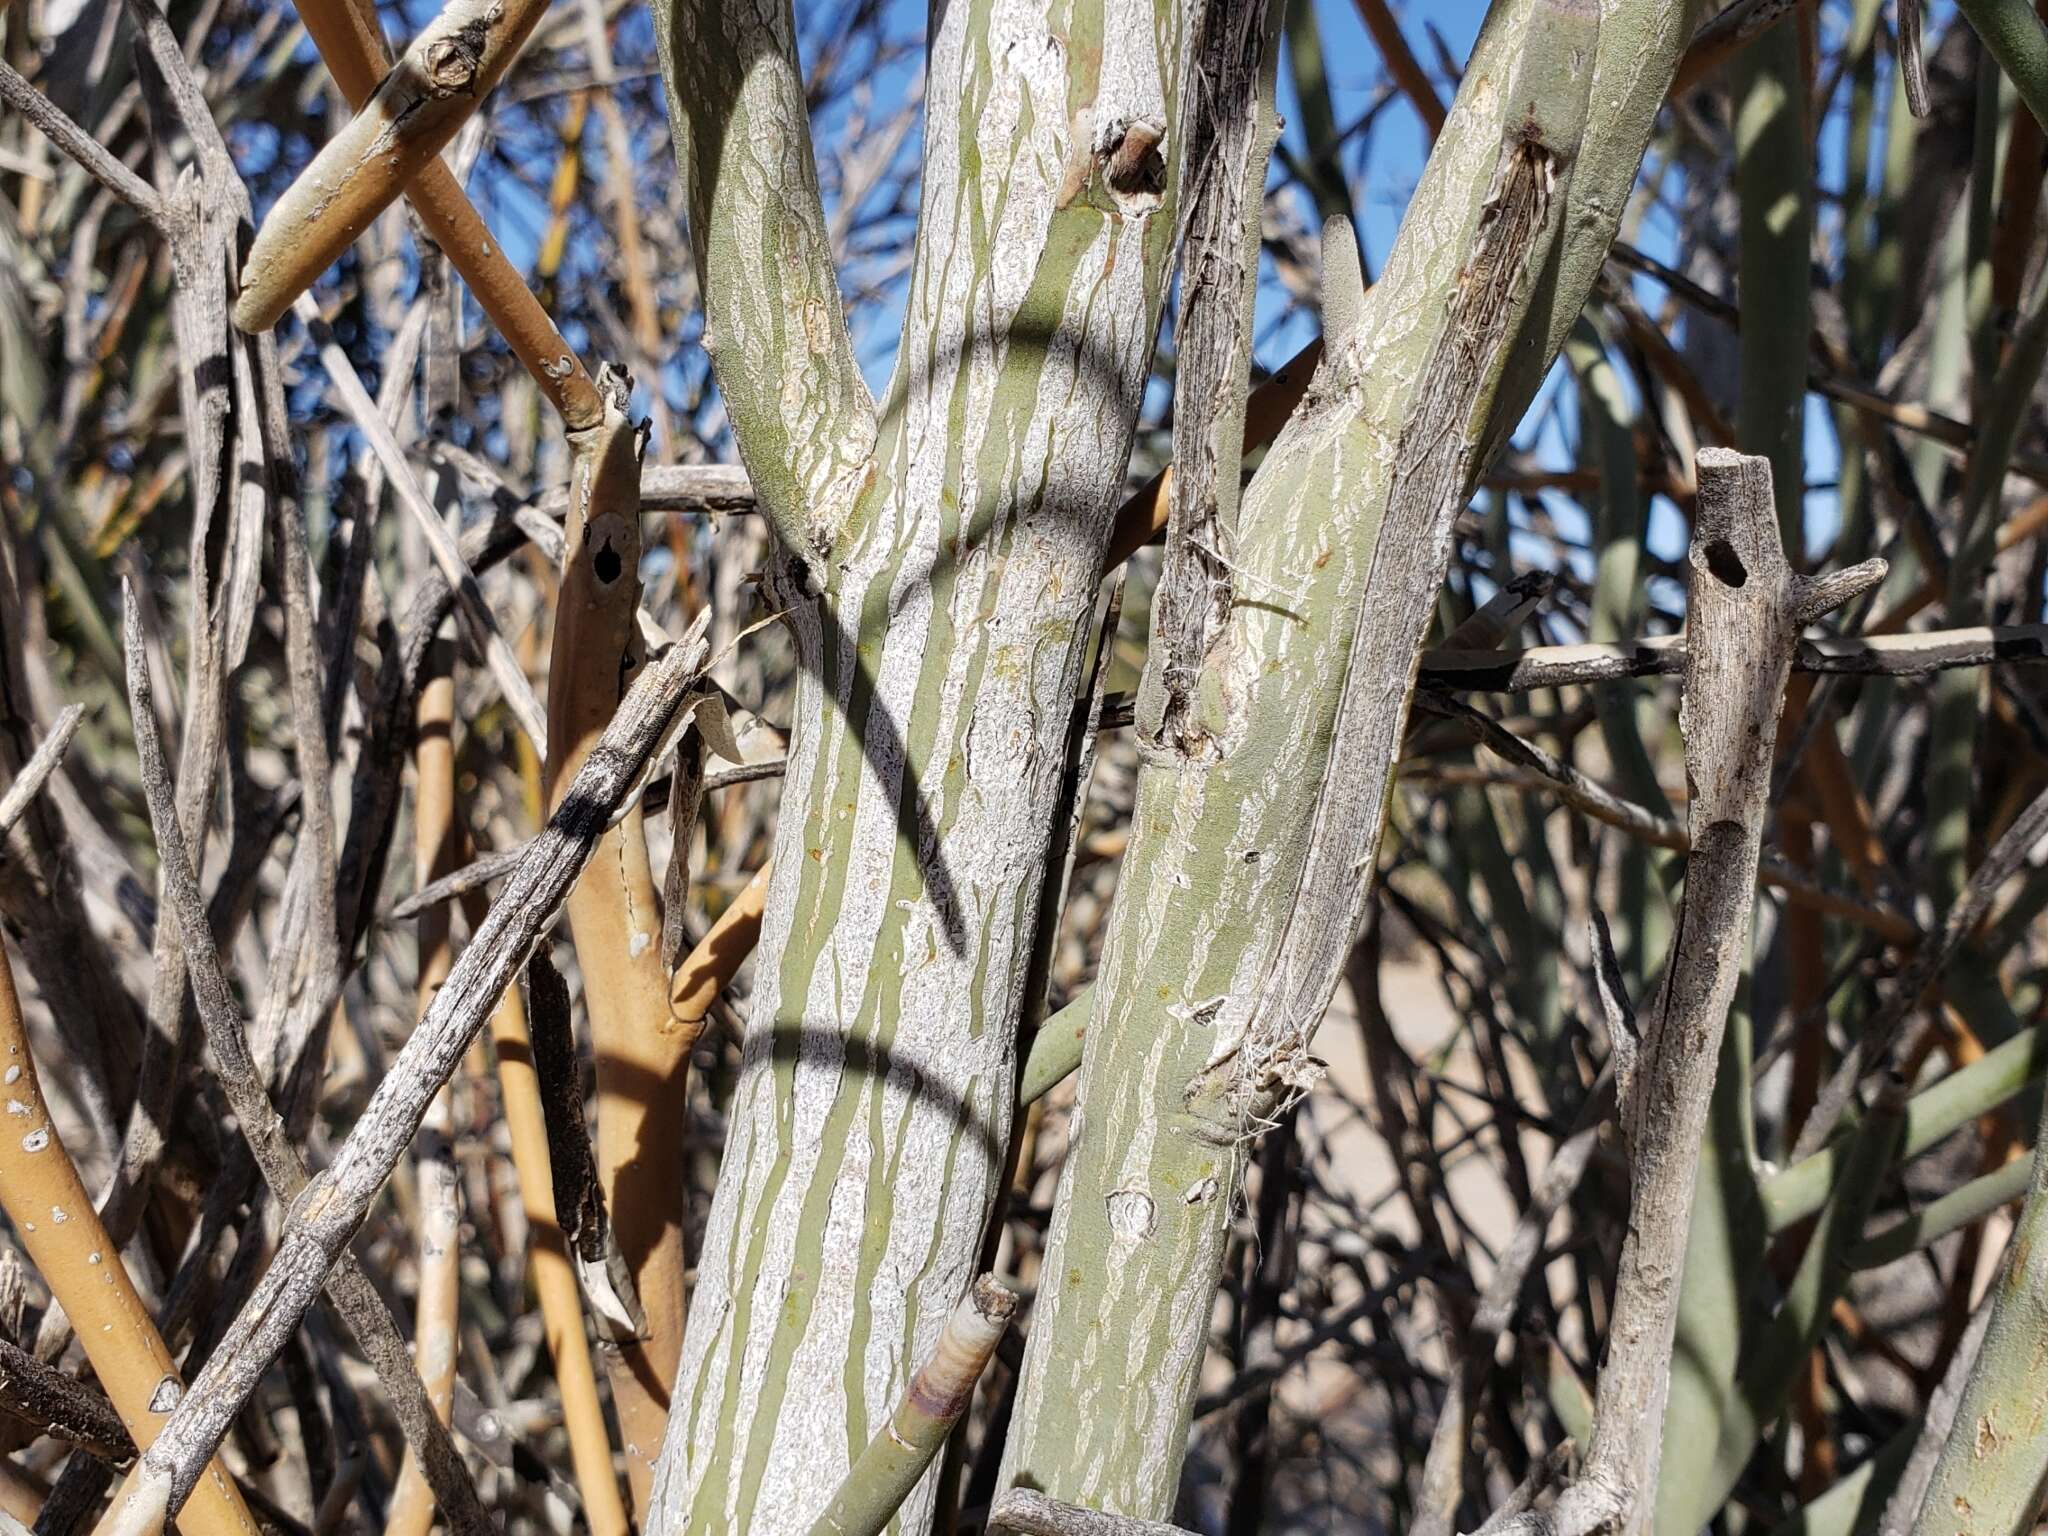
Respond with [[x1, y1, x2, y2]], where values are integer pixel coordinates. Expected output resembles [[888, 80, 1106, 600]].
[[0, 62, 163, 224], [1417, 624, 2048, 692], [1350, 0, 1445, 138], [989, 1493, 1193, 1536], [0, 934, 258, 1536], [292, 291, 548, 756], [281, 0, 603, 426], [1541, 451, 1883, 1536], [115, 583, 493, 1536], [383, 652, 466, 1536], [1143, 0, 1279, 760], [667, 862, 769, 1031], [467, 891, 629, 1536], [541, 365, 680, 1512], [1670, 0, 1805, 95], [0, 706, 85, 842], [98, 615, 710, 1534], [1792, 777, 2048, 1162], [1413, 690, 1918, 944], [0, 1339, 136, 1466], [1413, 1070, 1613, 1536], [525, 949, 643, 1343], [1876, 1298, 1992, 1536]]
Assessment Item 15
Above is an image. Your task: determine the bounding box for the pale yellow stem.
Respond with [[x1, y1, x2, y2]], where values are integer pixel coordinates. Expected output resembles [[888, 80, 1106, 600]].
[[471, 919, 630, 1536], [384, 660, 464, 1536]]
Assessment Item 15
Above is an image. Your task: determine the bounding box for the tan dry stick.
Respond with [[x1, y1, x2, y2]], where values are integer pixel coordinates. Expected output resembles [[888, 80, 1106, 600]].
[[667, 862, 771, 1032], [467, 895, 631, 1536], [236, 0, 566, 344], [262, 0, 601, 427], [383, 656, 465, 1536], [0, 940, 259, 1536], [541, 368, 680, 1513]]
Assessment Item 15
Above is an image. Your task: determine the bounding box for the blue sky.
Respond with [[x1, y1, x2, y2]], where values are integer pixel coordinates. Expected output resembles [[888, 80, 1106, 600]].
[[295, 0, 1956, 622]]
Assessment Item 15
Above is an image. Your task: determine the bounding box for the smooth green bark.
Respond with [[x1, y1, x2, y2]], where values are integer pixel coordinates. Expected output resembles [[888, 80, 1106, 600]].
[[1956, 0, 2048, 133], [1907, 1094, 2048, 1536]]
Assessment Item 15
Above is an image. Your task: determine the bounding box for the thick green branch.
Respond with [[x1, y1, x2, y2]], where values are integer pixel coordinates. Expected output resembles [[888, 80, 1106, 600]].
[[1956, 0, 2048, 133], [1906, 1085, 2048, 1536], [997, 0, 1697, 1517], [654, 0, 875, 561]]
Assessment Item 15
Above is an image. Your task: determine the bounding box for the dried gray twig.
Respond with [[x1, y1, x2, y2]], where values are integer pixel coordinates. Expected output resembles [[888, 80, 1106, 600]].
[[0, 704, 85, 843], [1522, 450, 1884, 1536], [99, 609, 713, 1535], [118, 581, 492, 1536], [524, 949, 643, 1342], [988, 1492, 1193, 1536]]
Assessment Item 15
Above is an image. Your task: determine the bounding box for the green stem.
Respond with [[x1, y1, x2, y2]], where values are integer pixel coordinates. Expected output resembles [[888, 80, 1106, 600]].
[[999, 0, 1695, 1516], [1956, 0, 2048, 133], [1672, 1084, 1906, 1527], [1734, 17, 1812, 550], [646, 0, 1197, 1527], [1763, 1015, 2048, 1233], [1851, 1153, 2031, 1271], [1908, 1093, 2048, 1536]]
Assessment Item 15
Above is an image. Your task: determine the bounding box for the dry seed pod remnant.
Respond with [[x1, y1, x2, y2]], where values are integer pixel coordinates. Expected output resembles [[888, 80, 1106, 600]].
[[8, 0, 2048, 1533]]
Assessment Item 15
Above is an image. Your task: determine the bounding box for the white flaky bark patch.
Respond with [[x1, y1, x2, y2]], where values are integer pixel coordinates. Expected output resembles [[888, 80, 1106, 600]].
[[647, 0, 1193, 1528]]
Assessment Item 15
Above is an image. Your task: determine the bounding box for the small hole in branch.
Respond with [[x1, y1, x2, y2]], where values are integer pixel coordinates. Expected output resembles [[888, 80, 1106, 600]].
[[593, 538, 623, 586], [1704, 538, 1747, 588]]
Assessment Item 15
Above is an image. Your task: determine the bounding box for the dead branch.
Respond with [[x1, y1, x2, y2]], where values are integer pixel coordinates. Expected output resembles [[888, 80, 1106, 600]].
[[1541, 450, 1883, 1536], [97, 603, 709, 1536], [117, 584, 494, 1536]]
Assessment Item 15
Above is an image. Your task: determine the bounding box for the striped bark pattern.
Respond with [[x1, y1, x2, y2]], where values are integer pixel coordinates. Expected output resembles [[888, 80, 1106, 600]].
[[648, 0, 1192, 1527], [997, 0, 1696, 1512]]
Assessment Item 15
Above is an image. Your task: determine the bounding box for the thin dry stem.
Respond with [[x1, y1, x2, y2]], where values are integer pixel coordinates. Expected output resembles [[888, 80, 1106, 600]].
[[383, 656, 465, 1536], [116, 583, 493, 1536], [283, 0, 603, 427], [292, 291, 549, 756], [469, 893, 631, 1536], [100, 606, 710, 1533], [0, 705, 84, 843], [0, 938, 258, 1536], [542, 368, 681, 1513], [668, 862, 770, 1028]]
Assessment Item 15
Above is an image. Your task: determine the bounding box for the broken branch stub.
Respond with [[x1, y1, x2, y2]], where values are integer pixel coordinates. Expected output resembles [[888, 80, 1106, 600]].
[[806, 1277, 1017, 1536], [236, 0, 551, 333], [1542, 448, 1883, 1536]]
